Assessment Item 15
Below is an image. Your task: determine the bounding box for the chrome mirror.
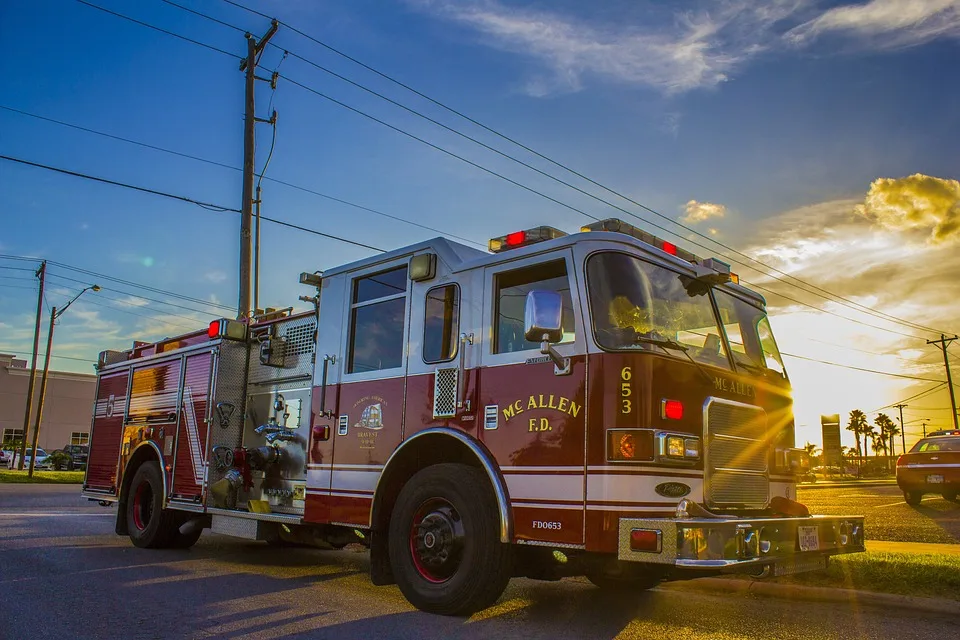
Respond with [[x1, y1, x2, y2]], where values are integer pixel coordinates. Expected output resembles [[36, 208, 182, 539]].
[[524, 290, 563, 343]]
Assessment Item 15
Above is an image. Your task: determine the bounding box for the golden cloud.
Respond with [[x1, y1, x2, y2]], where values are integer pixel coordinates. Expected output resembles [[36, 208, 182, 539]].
[[683, 200, 727, 224], [855, 173, 960, 243]]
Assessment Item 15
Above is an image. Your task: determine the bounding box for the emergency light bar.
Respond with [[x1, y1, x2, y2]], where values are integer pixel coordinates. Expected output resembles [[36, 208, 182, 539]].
[[488, 226, 567, 253], [580, 218, 739, 283]]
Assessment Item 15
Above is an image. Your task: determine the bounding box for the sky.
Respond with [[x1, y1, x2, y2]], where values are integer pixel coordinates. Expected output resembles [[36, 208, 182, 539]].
[[1, 0, 959, 451]]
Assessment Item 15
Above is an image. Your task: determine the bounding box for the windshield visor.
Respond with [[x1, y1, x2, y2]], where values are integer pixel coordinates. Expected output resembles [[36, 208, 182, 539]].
[[713, 290, 787, 378], [586, 252, 732, 370]]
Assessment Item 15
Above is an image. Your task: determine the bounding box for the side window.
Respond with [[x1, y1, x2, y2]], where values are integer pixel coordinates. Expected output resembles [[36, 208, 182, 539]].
[[423, 284, 460, 364], [348, 265, 408, 373], [495, 259, 575, 354]]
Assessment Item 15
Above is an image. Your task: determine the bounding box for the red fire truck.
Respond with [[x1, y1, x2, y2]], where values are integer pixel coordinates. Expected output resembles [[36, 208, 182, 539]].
[[83, 218, 865, 615]]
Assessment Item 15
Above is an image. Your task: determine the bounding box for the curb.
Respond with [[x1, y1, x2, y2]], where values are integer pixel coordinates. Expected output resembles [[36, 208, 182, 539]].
[[798, 481, 896, 489], [658, 577, 960, 614]]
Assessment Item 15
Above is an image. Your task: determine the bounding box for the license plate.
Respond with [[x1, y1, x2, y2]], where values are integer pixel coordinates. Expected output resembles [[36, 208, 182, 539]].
[[927, 474, 944, 484], [798, 525, 819, 552]]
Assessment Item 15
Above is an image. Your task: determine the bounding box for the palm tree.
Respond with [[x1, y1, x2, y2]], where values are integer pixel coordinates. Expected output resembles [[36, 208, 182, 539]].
[[863, 423, 878, 458], [847, 410, 867, 461], [804, 441, 821, 459], [886, 422, 902, 457]]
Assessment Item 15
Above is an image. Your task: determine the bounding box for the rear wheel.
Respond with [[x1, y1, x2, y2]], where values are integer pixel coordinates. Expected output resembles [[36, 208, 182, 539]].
[[388, 464, 511, 616], [904, 490, 923, 506], [126, 462, 179, 548]]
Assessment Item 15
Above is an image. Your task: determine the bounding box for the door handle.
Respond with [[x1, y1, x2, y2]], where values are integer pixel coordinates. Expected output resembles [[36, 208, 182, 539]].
[[457, 333, 474, 411]]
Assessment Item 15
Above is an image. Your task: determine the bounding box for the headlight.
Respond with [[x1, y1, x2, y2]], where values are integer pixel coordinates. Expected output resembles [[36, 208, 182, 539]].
[[667, 436, 684, 457], [657, 433, 701, 461]]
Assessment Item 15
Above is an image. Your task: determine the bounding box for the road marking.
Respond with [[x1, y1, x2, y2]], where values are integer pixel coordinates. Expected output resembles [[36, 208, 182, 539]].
[[874, 497, 939, 508], [0, 512, 113, 517]]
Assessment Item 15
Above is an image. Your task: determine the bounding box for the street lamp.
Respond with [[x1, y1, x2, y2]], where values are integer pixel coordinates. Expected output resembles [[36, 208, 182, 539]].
[[26, 284, 101, 477]]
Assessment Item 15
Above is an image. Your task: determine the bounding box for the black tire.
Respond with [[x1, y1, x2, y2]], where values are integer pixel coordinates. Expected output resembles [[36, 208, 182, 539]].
[[943, 492, 958, 503], [126, 462, 179, 548], [388, 463, 511, 616], [904, 490, 922, 506]]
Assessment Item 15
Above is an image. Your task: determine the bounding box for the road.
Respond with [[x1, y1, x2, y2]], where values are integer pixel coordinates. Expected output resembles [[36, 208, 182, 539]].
[[2, 485, 958, 639], [798, 484, 960, 544]]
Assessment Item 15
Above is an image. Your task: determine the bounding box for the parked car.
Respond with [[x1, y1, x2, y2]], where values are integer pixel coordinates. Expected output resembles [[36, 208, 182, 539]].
[[896, 434, 960, 505], [7, 448, 50, 470], [57, 444, 89, 470], [0, 449, 11, 467]]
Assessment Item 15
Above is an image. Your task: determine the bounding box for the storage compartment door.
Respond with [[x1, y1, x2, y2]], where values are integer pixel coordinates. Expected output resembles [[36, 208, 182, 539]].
[[171, 351, 214, 502]]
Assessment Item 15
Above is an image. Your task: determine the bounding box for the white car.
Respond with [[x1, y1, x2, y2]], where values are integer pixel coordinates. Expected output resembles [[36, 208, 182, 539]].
[[6, 448, 49, 470]]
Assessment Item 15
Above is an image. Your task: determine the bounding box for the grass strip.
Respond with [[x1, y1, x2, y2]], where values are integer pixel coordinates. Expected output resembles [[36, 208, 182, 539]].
[[0, 470, 85, 484], [767, 550, 960, 601]]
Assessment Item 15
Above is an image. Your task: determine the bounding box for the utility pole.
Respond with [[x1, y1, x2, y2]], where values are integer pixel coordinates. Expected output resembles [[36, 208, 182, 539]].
[[927, 334, 959, 431], [17, 261, 46, 471], [28, 307, 57, 478], [27, 285, 99, 477], [921, 419, 929, 437], [238, 20, 278, 320], [893, 403, 907, 455]]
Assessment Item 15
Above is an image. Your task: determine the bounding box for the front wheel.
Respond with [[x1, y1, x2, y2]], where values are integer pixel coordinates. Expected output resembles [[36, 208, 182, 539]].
[[126, 462, 179, 548], [904, 490, 923, 506], [388, 464, 511, 616]]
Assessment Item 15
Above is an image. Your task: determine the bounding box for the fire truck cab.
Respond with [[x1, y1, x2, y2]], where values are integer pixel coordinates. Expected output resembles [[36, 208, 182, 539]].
[[83, 219, 865, 615]]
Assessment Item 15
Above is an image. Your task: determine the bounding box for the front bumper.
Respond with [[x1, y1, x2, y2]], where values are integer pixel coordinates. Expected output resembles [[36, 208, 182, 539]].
[[618, 513, 865, 573]]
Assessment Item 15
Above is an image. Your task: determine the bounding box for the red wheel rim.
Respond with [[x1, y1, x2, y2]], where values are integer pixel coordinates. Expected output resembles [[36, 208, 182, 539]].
[[132, 481, 153, 531], [409, 497, 465, 583]]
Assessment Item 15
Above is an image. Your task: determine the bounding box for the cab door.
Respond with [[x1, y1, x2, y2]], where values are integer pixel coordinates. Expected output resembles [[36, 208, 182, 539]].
[[477, 250, 587, 546]]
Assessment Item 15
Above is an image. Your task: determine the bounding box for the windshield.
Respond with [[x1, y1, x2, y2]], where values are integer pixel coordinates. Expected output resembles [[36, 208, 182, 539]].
[[911, 438, 960, 453], [586, 252, 732, 370], [713, 290, 786, 377]]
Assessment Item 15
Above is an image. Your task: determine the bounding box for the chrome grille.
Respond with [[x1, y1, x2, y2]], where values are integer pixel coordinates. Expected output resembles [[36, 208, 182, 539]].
[[705, 398, 769, 509]]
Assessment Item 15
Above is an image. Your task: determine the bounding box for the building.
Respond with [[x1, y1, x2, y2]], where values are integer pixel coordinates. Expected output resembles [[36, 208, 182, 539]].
[[0, 353, 96, 452]]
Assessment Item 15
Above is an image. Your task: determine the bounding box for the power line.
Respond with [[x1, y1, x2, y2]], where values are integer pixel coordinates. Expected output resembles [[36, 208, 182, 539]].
[[77, 1, 948, 345], [780, 352, 948, 383], [867, 383, 947, 413], [0, 155, 385, 252], [46, 274, 221, 319], [216, 0, 954, 339], [0, 347, 96, 364], [1, 253, 233, 312], [0, 104, 485, 248]]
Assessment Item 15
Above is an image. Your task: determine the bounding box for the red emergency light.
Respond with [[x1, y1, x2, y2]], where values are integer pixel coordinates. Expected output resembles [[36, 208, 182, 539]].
[[630, 528, 662, 552], [489, 226, 567, 253], [661, 399, 684, 420], [661, 241, 677, 256], [207, 318, 248, 341]]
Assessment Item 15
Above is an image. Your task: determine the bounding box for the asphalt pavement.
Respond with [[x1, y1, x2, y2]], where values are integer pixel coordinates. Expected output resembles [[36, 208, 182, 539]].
[[2, 484, 959, 639]]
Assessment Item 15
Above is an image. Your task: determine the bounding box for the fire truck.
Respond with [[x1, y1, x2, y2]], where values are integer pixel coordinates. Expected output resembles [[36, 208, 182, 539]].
[[83, 218, 865, 615]]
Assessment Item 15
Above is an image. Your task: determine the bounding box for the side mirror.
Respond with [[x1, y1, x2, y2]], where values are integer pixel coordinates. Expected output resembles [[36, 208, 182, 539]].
[[524, 290, 563, 343]]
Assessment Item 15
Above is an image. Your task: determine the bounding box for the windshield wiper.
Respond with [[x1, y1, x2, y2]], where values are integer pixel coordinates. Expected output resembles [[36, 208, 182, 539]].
[[633, 334, 714, 384], [734, 360, 782, 379]]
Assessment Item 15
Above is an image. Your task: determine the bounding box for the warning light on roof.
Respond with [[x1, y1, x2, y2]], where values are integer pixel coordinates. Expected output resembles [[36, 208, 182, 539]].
[[489, 226, 567, 253], [661, 241, 677, 256]]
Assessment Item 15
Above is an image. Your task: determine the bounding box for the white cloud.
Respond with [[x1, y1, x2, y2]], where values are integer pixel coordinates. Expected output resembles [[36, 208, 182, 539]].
[[204, 270, 227, 284], [410, 0, 805, 94], [787, 0, 960, 48], [411, 0, 960, 95], [683, 199, 727, 224], [854, 173, 960, 243]]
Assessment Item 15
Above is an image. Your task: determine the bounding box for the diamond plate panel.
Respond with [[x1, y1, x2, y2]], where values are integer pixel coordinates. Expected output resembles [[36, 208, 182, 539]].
[[248, 315, 317, 391], [206, 341, 249, 502], [433, 367, 458, 418]]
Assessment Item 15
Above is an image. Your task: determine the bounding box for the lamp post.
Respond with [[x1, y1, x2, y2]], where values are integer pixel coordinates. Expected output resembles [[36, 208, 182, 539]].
[[27, 285, 100, 477]]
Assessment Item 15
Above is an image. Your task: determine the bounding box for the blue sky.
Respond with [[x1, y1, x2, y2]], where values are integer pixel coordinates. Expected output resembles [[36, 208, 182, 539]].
[[2, 0, 959, 447]]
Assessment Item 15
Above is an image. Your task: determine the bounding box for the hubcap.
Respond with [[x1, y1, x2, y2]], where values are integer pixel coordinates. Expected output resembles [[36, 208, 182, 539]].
[[409, 498, 465, 583], [132, 481, 154, 531]]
